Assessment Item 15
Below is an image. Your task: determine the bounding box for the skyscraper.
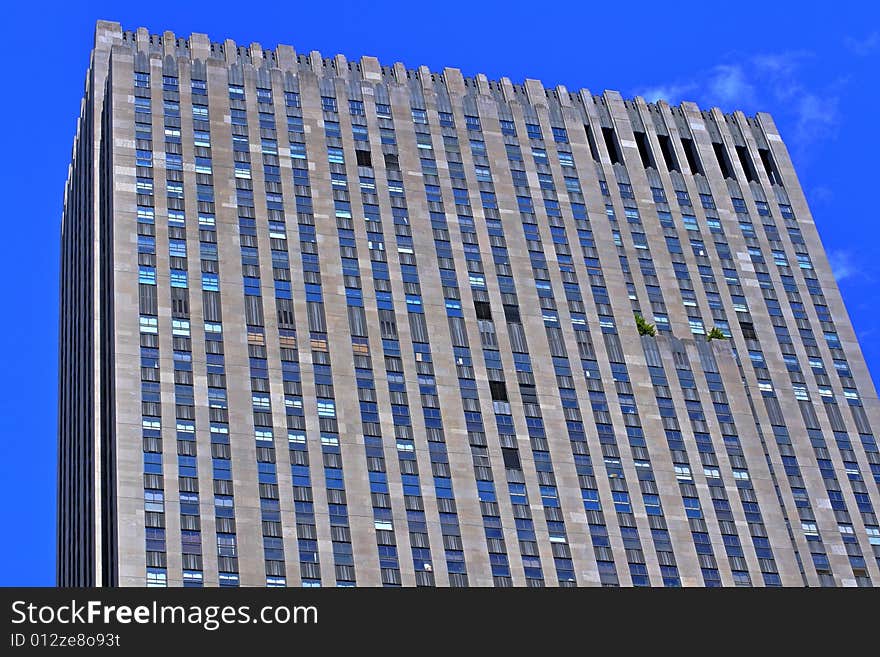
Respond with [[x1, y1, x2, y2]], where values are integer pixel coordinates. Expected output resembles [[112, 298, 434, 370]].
[[59, 20, 880, 587]]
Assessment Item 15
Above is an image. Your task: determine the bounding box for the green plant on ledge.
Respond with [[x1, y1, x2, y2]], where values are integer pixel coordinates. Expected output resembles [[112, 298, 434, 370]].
[[635, 313, 656, 337], [707, 326, 727, 341]]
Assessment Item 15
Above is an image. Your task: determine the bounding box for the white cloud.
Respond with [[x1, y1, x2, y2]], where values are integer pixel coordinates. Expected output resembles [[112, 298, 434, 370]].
[[809, 185, 834, 204], [752, 51, 811, 76], [633, 49, 841, 158], [635, 83, 695, 105], [827, 249, 856, 282], [637, 64, 759, 110], [749, 52, 841, 148], [791, 93, 839, 145], [845, 32, 879, 56], [706, 65, 757, 107]]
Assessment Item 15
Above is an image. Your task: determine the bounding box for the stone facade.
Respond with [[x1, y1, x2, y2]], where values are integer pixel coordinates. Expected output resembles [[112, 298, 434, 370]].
[[59, 20, 880, 587]]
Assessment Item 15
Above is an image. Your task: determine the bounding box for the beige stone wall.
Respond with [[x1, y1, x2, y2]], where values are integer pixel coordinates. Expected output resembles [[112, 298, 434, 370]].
[[62, 21, 880, 587]]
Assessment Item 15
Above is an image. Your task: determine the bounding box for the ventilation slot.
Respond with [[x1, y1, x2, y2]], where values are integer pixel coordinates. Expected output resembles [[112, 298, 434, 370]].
[[680, 138, 703, 174], [712, 142, 735, 179], [758, 148, 781, 185], [634, 131, 655, 168], [736, 146, 758, 182], [602, 127, 623, 164], [657, 135, 678, 172], [585, 125, 600, 162]]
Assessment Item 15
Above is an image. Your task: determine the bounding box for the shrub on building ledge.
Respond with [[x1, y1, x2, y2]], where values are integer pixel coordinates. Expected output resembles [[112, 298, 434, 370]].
[[635, 313, 656, 337], [707, 326, 727, 341]]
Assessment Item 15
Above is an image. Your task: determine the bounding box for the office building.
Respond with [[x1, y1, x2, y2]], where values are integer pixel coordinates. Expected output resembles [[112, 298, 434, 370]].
[[59, 20, 880, 586]]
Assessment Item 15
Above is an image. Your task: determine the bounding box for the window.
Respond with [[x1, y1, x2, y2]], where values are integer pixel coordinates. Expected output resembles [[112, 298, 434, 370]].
[[647, 187, 665, 203], [317, 400, 336, 418], [170, 270, 188, 288], [146, 568, 167, 587], [166, 154, 182, 171], [218, 573, 239, 587], [612, 491, 631, 513], [683, 497, 702, 518], [674, 464, 693, 481], [352, 124, 368, 142], [139, 267, 156, 285], [324, 121, 341, 139], [193, 157, 212, 174], [793, 385, 809, 401], [731, 197, 748, 214]]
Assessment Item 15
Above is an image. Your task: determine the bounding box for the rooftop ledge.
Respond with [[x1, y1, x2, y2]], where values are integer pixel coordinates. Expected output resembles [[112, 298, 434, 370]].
[[93, 19, 773, 124]]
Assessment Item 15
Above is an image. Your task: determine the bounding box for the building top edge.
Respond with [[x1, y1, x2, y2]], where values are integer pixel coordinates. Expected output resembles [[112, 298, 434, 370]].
[[94, 20, 769, 123]]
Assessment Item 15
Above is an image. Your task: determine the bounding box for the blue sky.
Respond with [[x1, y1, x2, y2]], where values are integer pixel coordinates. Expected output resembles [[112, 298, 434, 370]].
[[1, 1, 877, 586]]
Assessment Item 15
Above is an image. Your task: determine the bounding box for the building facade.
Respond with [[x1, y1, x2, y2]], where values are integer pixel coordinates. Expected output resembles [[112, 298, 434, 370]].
[[59, 20, 880, 587]]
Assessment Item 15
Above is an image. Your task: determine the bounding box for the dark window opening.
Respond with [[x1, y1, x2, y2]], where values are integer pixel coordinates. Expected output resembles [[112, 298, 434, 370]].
[[740, 321, 757, 340], [384, 153, 399, 170], [171, 294, 189, 318], [585, 125, 600, 162], [712, 142, 735, 179], [503, 304, 521, 323], [602, 127, 623, 165], [736, 146, 757, 182], [355, 150, 372, 167], [474, 300, 492, 320], [657, 135, 678, 172], [681, 138, 703, 174], [502, 447, 522, 470], [634, 131, 655, 168], [489, 380, 508, 401], [758, 148, 780, 185]]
